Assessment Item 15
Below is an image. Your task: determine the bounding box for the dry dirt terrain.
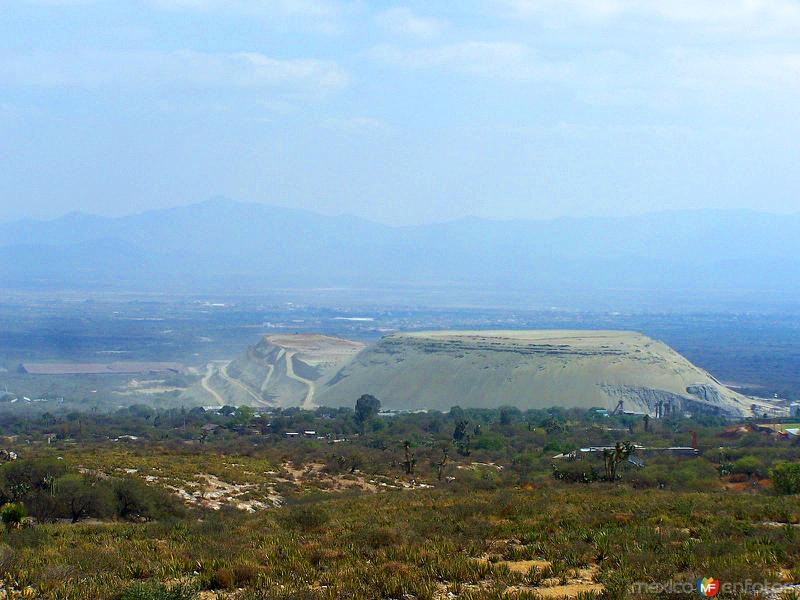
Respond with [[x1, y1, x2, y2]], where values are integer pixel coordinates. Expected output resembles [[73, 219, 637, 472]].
[[222, 334, 365, 407], [316, 330, 765, 416]]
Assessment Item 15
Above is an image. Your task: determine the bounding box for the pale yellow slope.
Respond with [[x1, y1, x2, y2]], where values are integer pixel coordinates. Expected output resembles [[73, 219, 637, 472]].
[[316, 330, 754, 416]]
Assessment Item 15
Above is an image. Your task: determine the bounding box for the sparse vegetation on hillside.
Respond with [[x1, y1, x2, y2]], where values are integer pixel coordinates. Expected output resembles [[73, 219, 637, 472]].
[[1, 482, 798, 599], [0, 401, 796, 597]]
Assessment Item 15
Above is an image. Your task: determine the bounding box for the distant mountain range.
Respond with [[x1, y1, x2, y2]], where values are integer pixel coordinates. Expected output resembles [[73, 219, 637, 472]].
[[1, 199, 798, 310]]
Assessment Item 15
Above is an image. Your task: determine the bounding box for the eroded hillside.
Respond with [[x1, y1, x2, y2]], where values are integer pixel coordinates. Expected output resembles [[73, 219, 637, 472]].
[[224, 334, 365, 407]]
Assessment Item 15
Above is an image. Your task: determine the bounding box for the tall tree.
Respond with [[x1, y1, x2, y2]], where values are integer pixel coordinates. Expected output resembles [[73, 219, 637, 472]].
[[436, 445, 449, 481], [354, 395, 381, 430], [56, 475, 112, 523], [603, 442, 635, 481], [402, 440, 416, 475]]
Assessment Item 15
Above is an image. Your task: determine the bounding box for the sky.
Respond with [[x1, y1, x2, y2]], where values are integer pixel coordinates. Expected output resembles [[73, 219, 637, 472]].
[[1, 0, 799, 225]]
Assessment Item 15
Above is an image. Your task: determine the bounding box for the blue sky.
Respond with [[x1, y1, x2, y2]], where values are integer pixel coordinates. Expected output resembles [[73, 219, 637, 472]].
[[1, 0, 799, 224]]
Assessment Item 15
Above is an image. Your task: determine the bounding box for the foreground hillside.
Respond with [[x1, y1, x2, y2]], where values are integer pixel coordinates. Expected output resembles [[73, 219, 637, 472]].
[[318, 330, 759, 416], [1, 404, 799, 599], [9, 485, 800, 600]]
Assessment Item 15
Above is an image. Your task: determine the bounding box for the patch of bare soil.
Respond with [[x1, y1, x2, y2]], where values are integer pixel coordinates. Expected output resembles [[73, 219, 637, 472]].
[[198, 592, 236, 600], [149, 473, 282, 512], [456, 461, 504, 472], [468, 539, 604, 599], [114, 378, 184, 396], [128, 461, 433, 514], [498, 559, 552, 574], [279, 462, 381, 493], [436, 570, 603, 600], [520, 565, 603, 598]]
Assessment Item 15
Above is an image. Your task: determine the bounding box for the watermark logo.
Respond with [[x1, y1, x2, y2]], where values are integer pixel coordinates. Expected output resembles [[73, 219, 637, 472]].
[[696, 577, 720, 597], [632, 578, 791, 596]]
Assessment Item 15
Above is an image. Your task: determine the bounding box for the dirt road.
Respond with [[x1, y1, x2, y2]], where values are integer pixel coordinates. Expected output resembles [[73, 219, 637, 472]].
[[284, 351, 315, 409], [260, 350, 282, 393], [200, 363, 225, 405], [219, 361, 266, 406]]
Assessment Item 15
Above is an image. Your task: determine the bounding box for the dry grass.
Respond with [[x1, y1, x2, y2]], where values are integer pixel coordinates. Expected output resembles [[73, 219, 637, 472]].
[[1, 468, 799, 599]]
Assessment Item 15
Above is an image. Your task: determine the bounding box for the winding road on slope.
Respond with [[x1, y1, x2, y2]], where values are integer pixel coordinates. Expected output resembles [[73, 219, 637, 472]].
[[219, 361, 267, 406], [284, 351, 316, 409], [200, 363, 225, 405], [260, 363, 274, 393], [260, 349, 283, 393]]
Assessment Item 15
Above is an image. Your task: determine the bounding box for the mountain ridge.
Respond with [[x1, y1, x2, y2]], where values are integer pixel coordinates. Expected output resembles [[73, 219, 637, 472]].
[[1, 199, 799, 309]]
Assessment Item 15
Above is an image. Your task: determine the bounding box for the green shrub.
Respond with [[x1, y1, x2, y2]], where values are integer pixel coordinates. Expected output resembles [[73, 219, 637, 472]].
[[202, 562, 260, 590], [473, 433, 505, 451], [238, 588, 322, 600], [118, 581, 198, 600], [0, 503, 27, 529], [551, 462, 601, 483], [208, 567, 235, 590], [231, 564, 260, 587], [732, 456, 766, 478], [113, 477, 181, 521], [0, 457, 66, 512], [351, 525, 403, 549], [669, 459, 720, 491], [56, 474, 115, 523], [770, 462, 800, 495], [284, 505, 330, 531]]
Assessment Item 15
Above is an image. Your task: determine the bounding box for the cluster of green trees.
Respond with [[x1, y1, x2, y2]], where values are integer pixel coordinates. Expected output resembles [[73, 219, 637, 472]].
[[1, 399, 799, 496], [771, 462, 800, 494], [0, 458, 182, 524]]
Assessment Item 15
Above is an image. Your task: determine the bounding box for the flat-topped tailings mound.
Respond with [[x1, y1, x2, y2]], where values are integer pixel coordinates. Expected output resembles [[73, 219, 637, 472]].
[[316, 330, 755, 416]]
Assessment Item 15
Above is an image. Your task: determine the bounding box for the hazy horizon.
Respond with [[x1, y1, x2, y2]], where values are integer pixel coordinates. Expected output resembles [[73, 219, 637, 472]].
[[3, 1, 800, 225], [10, 202, 800, 228], [3, 197, 800, 228]]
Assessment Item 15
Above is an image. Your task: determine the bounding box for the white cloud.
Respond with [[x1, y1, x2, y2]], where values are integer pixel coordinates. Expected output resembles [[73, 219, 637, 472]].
[[0, 50, 349, 92], [151, 0, 335, 17], [19, 0, 348, 33], [322, 116, 391, 132], [372, 35, 800, 111], [375, 7, 443, 37], [370, 41, 570, 81], [572, 47, 800, 112], [499, 0, 623, 21], [21, 0, 101, 5], [148, 0, 347, 33], [668, 49, 800, 90], [498, 0, 800, 35]]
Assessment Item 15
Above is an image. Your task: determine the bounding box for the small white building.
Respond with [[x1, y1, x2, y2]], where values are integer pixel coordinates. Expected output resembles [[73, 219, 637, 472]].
[[790, 402, 800, 418]]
